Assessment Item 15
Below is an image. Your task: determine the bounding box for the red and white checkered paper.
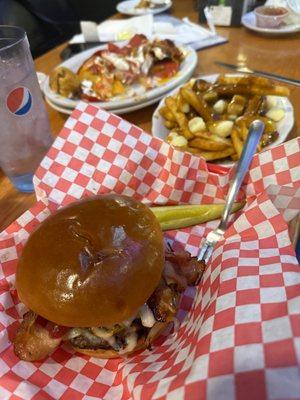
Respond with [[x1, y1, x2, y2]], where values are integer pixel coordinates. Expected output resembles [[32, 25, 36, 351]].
[[1, 101, 300, 400]]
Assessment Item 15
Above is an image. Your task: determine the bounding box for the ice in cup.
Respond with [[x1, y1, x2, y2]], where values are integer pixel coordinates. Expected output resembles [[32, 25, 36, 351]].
[[0, 26, 53, 193]]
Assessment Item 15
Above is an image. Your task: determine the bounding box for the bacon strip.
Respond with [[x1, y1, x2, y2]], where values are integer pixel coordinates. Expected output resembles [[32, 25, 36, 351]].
[[164, 260, 188, 291], [147, 250, 205, 323], [164, 249, 205, 288], [13, 312, 63, 361], [147, 281, 180, 322]]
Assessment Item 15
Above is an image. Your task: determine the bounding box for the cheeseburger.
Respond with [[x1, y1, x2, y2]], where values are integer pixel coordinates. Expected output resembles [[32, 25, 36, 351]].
[[14, 195, 204, 361]]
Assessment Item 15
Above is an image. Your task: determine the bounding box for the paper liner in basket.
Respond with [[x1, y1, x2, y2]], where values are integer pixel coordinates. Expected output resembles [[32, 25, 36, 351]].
[[0, 102, 300, 400]]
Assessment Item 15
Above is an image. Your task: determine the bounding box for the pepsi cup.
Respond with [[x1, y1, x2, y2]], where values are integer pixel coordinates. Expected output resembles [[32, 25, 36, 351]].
[[0, 26, 53, 193]]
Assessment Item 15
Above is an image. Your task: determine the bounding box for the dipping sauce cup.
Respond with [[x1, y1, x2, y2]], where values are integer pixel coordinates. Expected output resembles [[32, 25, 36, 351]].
[[255, 6, 289, 28]]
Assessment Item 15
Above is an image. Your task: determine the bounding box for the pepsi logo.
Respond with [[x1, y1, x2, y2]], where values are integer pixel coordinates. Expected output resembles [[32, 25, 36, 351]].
[[6, 87, 32, 116]]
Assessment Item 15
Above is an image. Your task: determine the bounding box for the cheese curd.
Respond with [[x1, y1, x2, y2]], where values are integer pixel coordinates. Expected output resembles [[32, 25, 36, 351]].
[[213, 99, 227, 114], [188, 117, 206, 133], [266, 108, 285, 122], [171, 135, 188, 147], [209, 120, 234, 137], [266, 95, 278, 109]]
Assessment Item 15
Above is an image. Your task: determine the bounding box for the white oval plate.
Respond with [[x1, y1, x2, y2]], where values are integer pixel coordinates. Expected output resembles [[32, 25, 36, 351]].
[[242, 12, 300, 35], [152, 74, 294, 167], [116, 0, 172, 16], [45, 90, 165, 115], [44, 43, 197, 111]]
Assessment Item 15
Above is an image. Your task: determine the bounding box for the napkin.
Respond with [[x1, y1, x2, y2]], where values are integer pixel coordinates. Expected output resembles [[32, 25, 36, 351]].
[[77, 14, 153, 43], [97, 14, 154, 42], [0, 102, 300, 400], [152, 17, 216, 44], [71, 15, 153, 43], [70, 15, 227, 51]]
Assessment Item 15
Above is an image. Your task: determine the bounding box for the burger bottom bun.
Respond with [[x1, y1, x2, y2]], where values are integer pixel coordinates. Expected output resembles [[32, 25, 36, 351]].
[[71, 322, 169, 359]]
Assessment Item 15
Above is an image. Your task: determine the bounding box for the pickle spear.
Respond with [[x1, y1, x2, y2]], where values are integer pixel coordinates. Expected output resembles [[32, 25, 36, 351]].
[[150, 202, 244, 231]]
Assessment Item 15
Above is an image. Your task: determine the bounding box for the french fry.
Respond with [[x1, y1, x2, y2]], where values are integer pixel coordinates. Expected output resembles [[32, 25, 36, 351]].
[[240, 123, 248, 141], [231, 127, 244, 158], [151, 202, 244, 231], [248, 76, 274, 88], [234, 118, 247, 141], [203, 90, 218, 103], [193, 130, 210, 138], [159, 106, 176, 121], [192, 131, 232, 146], [159, 105, 169, 116], [176, 92, 189, 113], [216, 75, 272, 88], [165, 111, 176, 122], [231, 153, 239, 161], [189, 137, 230, 151], [215, 84, 289, 98], [165, 97, 193, 139], [164, 120, 176, 129], [237, 127, 245, 141], [244, 95, 263, 116], [250, 84, 286, 96], [192, 147, 235, 161], [193, 79, 211, 93], [185, 146, 202, 155], [180, 87, 213, 122]]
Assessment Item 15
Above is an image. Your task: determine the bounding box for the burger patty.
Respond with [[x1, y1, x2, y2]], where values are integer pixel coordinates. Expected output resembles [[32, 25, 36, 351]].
[[69, 322, 149, 352], [70, 332, 111, 350]]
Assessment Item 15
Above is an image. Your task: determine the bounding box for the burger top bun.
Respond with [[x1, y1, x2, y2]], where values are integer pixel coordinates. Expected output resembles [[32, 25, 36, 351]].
[[16, 195, 164, 328]]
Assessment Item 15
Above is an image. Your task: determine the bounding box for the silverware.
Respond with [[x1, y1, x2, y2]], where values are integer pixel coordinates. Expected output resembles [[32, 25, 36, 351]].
[[215, 61, 300, 87], [197, 120, 265, 272]]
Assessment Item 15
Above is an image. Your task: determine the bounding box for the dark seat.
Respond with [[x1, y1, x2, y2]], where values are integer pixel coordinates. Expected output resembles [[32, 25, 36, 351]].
[[0, 0, 119, 58], [71, 0, 119, 23], [0, 0, 79, 57]]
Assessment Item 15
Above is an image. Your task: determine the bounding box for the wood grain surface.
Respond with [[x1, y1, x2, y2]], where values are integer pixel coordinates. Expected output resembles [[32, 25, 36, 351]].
[[0, 0, 299, 231]]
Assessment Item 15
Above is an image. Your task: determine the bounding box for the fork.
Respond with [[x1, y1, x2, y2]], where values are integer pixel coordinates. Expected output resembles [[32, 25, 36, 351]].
[[197, 119, 265, 271]]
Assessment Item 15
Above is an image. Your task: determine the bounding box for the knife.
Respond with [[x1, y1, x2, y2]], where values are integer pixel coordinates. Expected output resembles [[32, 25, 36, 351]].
[[215, 61, 300, 87]]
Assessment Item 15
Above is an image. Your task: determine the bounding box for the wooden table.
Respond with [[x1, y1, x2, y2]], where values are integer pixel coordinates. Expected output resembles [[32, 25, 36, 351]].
[[1, 0, 299, 231]]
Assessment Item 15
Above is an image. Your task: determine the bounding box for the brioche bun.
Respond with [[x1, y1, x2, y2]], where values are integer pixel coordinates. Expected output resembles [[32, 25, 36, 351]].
[[16, 195, 164, 328]]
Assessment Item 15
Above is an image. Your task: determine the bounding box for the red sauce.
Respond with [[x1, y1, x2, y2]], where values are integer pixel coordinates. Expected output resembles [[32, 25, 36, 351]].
[[150, 60, 179, 79]]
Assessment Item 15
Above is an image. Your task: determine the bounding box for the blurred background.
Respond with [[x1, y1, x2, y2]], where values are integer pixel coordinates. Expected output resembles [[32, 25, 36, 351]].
[[0, 0, 119, 57], [0, 0, 269, 58]]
